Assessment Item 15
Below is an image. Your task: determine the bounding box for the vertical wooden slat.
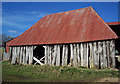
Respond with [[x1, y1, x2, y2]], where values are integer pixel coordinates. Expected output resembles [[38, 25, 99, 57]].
[[86, 43, 89, 68], [79, 44, 81, 66], [14, 47, 17, 64], [45, 45, 48, 65], [11, 47, 15, 64], [44, 46, 46, 64], [49, 45, 52, 65], [98, 42, 103, 69], [93, 42, 98, 68], [70, 44, 74, 66], [48, 46, 50, 65], [16, 47, 18, 63], [106, 41, 110, 68], [91, 42, 95, 68], [77, 44, 80, 66], [25, 46, 29, 64], [83, 43, 87, 67], [51, 46, 54, 65], [62, 45, 65, 66], [103, 41, 107, 68], [28, 46, 32, 64], [22, 47, 25, 65], [9, 47, 12, 62], [31, 46, 33, 64], [65, 45, 68, 66], [55, 45, 58, 66], [17, 47, 20, 64], [89, 43, 93, 68], [80, 43, 84, 66], [52, 45, 57, 66], [11, 47, 14, 64], [20, 47, 23, 64], [56, 45, 60, 66], [15, 47, 17, 63], [73, 44, 77, 66], [14, 47, 17, 63], [110, 40, 115, 68], [28, 46, 30, 64]]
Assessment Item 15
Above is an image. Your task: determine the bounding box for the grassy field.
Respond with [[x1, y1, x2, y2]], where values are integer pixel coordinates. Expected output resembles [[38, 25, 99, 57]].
[[2, 61, 120, 82]]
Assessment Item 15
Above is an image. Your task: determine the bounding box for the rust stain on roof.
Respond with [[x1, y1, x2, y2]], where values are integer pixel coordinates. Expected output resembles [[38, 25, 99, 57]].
[[7, 7, 118, 47]]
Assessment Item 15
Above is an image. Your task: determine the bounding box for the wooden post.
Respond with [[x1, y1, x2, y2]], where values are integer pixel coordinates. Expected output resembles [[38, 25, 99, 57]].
[[14, 47, 17, 64], [20, 47, 23, 64], [83, 43, 87, 67], [51, 46, 54, 65], [86, 43, 89, 68], [110, 40, 115, 68], [77, 44, 80, 66], [9, 47, 12, 62], [93, 42, 98, 68], [62, 45, 65, 66], [31, 46, 33, 64], [80, 43, 84, 66], [48, 46, 50, 65], [17, 47, 20, 64], [64, 45, 68, 66], [56, 45, 60, 66], [22, 47, 25, 65], [11, 47, 15, 64], [70, 44, 74, 66], [49, 45, 52, 65], [106, 41, 110, 68], [89, 43, 93, 68], [28, 46, 32, 64], [98, 42, 103, 69], [25, 46, 29, 64], [52, 45, 57, 66], [16, 47, 18, 63], [73, 44, 77, 66], [45, 45, 48, 65], [103, 41, 107, 68]]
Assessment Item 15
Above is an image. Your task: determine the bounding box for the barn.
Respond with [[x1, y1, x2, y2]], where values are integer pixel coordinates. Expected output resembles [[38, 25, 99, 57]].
[[6, 7, 118, 69]]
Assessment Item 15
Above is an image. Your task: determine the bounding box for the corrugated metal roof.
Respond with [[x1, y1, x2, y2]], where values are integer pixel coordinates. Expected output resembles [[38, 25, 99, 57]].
[[7, 7, 118, 47], [107, 21, 120, 25]]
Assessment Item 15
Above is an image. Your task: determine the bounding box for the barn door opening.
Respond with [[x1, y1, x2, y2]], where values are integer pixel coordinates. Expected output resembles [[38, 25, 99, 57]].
[[33, 45, 45, 64], [110, 25, 120, 68]]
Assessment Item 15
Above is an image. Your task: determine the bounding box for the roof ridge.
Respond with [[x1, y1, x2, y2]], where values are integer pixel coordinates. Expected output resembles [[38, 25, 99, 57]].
[[46, 6, 92, 16]]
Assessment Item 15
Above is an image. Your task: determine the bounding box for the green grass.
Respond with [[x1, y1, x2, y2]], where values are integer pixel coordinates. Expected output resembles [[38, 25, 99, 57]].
[[2, 61, 120, 82]]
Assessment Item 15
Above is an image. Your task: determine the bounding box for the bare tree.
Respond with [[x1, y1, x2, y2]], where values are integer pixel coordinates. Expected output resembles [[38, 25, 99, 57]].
[[2, 34, 14, 47]]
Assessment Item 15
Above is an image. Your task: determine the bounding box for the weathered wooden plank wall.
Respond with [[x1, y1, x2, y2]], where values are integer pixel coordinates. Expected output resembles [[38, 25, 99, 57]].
[[10, 46, 35, 65], [44, 40, 115, 68], [9, 40, 116, 68]]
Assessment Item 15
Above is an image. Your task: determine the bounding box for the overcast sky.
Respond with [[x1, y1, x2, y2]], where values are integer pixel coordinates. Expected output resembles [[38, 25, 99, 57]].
[[2, 2, 118, 37]]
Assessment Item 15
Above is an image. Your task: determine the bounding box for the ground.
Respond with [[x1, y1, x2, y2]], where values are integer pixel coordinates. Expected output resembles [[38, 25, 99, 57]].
[[2, 61, 120, 82]]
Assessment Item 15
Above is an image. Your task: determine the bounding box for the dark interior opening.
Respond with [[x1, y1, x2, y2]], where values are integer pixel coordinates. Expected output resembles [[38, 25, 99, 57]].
[[60, 45, 63, 65], [99, 55, 101, 69], [110, 25, 120, 54], [109, 25, 120, 68], [67, 45, 71, 65], [33, 45, 45, 64]]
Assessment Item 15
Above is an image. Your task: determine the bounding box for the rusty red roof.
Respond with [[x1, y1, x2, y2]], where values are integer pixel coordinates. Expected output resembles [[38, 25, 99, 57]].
[[6, 7, 118, 47], [107, 21, 120, 25]]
